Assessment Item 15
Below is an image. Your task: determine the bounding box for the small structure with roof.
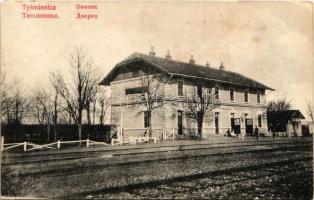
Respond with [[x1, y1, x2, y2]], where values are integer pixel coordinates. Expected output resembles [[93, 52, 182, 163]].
[[267, 110, 305, 136]]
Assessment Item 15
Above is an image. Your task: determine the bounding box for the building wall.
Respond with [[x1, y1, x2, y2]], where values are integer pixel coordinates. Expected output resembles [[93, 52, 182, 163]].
[[110, 74, 268, 138], [286, 120, 302, 136], [110, 74, 166, 137]]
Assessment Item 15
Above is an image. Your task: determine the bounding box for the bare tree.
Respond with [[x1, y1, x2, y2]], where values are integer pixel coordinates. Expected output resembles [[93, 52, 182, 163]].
[[306, 100, 313, 122], [85, 81, 99, 125], [30, 87, 54, 125], [130, 71, 168, 137], [95, 87, 108, 125], [29, 86, 61, 141], [98, 95, 108, 125], [51, 48, 99, 140], [267, 96, 292, 112], [183, 86, 220, 140], [0, 67, 11, 122], [8, 84, 30, 125]]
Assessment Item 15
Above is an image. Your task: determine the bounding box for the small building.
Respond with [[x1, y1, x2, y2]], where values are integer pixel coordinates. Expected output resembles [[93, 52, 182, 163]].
[[300, 121, 313, 136], [100, 50, 274, 139], [267, 110, 305, 136]]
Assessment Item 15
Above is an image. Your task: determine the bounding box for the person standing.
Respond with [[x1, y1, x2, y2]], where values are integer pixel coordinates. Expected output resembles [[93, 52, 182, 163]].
[[254, 126, 259, 140]]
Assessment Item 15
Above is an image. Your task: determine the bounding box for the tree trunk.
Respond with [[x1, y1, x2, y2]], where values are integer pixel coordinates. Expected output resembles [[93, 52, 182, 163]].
[[99, 103, 104, 125], [68, 114, 72, 124], [15, 102, 19, 124], [78, 123, 82, 145], [148, 111, 152, 137], [92, 101, 96, 125], [197, 118, 203, 140], [54, 93, 58, 124], [53, 124, 57, 142], [87, 105, 91, 125], [291, 121, 297, 136], [47, 124, 50, 142]]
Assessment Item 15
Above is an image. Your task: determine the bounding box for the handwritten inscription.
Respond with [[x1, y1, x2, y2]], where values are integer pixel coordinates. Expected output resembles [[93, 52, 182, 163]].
[[22, 4, 59, 19], [76, 4, 98, 20]]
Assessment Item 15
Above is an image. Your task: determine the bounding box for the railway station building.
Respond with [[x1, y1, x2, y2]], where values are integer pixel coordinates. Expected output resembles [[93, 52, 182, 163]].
[[100, 49, 274, 139]]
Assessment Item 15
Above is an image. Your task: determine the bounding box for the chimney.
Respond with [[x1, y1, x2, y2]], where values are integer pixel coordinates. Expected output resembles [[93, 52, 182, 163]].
[[149, 46, 156, 56], [205, 61, 210, 67], [165, 50, 171, 60], [219, 62, 225, 70], [189, 55, 195, 64]]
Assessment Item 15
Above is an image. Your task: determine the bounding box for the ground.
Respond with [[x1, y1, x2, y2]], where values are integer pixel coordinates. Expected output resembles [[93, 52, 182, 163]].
[[94, 155, 311, 199], [2, 137, 313, 199]]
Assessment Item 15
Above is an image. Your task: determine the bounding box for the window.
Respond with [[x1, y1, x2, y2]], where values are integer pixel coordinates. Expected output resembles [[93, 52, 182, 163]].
[[178, 81, 183, 96], [125, 87, 148, 95], [197, 85, 202, 97], [215, 87, 219, 99], [258, 114, 262, 127], [244, 90, 249, 103], [230, 89, 234, 102], [257, 91, 260, 104], [144, 111, 151, 128]]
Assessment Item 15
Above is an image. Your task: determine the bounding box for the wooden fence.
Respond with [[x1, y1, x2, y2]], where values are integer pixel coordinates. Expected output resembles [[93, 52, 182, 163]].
[[0, 136, 110, 152]]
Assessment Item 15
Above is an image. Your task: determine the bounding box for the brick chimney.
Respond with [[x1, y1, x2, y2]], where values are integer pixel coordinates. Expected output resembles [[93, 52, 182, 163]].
[[189, 55, 195, 64], [165, 50, 171, 60], [219, 62, 225, 70], [205, 61, 210, 67], [149, 46, 156, 56]]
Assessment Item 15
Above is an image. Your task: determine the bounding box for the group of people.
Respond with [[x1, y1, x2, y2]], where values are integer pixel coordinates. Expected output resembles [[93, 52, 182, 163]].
[[226, 126, 260, 140]]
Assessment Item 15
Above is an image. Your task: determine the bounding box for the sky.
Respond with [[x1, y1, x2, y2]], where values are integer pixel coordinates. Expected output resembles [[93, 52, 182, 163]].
[[1, 1, 313, 119]]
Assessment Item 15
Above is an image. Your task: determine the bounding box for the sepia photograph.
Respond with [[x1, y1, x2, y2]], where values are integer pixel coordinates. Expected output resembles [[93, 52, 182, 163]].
[[0, 0, 313, 199]]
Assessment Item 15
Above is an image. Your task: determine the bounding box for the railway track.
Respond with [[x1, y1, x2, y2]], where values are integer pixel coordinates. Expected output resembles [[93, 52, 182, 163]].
[[69, 156, 312, 199], [2, 138, 312, 165], [2, 139, 312, 198], [2, 139, 312, 176]]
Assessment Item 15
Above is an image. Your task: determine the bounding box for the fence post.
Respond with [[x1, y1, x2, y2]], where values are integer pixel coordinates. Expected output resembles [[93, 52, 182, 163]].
[[86, 139, 90, 148], [0, 136, 3, 150], [57, 140, 60, 150], [172, 129, 175, 140], [23, 142, 27, 151]]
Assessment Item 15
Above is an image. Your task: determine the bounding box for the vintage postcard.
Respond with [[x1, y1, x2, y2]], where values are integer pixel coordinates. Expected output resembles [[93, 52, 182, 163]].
[[0, 0, 313, 199]]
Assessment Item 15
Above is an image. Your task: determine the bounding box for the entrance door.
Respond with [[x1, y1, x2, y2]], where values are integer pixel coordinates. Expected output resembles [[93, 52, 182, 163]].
[[178, 111, 183, 135], [245, 118, 253, 136], [215, 112, 219, 134], [233, 118, 241, 134]]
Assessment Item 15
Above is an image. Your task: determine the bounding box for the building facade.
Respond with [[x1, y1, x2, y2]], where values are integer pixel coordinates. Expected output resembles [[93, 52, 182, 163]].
[[100, 51, 274, 139]]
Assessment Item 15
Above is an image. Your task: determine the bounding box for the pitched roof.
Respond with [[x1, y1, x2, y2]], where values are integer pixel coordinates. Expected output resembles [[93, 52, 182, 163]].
[[100, 52, 274, 90], [267, 110, 305, 120]]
